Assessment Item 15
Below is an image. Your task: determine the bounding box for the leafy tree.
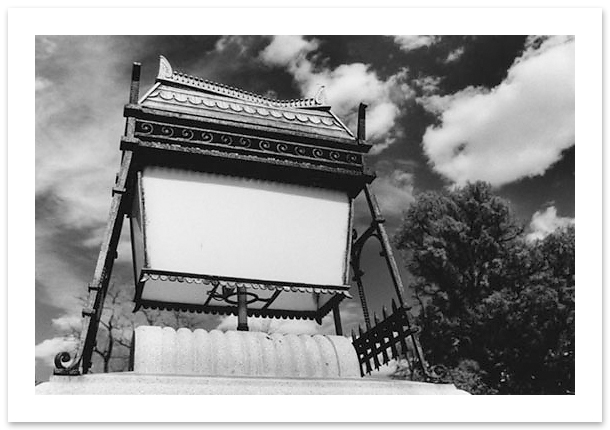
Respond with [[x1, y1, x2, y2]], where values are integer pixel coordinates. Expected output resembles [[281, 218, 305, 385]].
[[394, 182, 574, 394], [395, 182, 522, 363]]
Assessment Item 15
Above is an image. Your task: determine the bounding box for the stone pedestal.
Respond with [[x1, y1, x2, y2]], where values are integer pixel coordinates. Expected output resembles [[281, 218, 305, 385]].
[[37, 327, 470, 395], [132, 326, 361, 379], [36, 372, 469, 395]]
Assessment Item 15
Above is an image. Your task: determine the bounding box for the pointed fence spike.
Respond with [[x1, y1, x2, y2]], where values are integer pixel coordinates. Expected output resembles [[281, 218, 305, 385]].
[[373, 312, 380, 326], [389, 336, 399, 359], [391, 298, 398, 313], [382, 306, 388, 320], [358, 325, 364, 337], [381, 339, 390, 364]]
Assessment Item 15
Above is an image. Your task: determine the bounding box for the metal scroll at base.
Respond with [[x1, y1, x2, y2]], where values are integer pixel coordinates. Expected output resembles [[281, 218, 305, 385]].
[[53, 352, 81, 376]]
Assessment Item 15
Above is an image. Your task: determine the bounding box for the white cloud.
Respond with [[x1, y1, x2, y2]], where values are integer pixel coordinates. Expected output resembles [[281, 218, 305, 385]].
[[260, 36, 411, 150], [35, 77, 52, 92], [214, 35, 252, 55], [527, 206, 574, 241], [353, 166, 415, 234], [420, 36, 575, 187], [259, 35, 319, 66], [35, 226, 88, 310], [36, 37, 128, 233], [52, 314, 82, 334], [412, 75, 442, 96], [36, 36, 57, 60], [371, 169, 415, 217], [444, 46, 465, 63], [36, 37, 138, 312], [394, 35, 439, 51], [35, 336, 79, 365]]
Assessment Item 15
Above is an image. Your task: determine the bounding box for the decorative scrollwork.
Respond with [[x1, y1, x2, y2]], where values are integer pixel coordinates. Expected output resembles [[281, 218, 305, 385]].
[[238, 137, 251, 148], [133, 120, 364, 167], [160, 126, 174, 137], [181, 128, 194, 140], [427, 364, 449, 380], [210, 289, 262, 305], [139, 122, 153, 134], [54, 351, 81, 375]]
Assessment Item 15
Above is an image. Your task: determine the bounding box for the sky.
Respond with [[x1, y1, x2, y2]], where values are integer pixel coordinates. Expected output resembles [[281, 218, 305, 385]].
[[34, 35, 575, 382]]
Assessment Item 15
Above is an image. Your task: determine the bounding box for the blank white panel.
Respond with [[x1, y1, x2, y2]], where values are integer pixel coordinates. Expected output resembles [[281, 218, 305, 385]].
[[141, 167, 350, 286]]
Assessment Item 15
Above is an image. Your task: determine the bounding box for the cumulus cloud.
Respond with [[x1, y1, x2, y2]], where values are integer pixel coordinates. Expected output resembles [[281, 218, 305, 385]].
[[214, 35, 251, 55], [394, 35, 439, 51], [35, 336, 78, 365], [36, 37, 138, 311], [259, 36, 411, 149], [527, 206, 574, 241], [51, 314, 82, 333], [369, 169, 415, 217], [36, 36, 57, 60], [411, 75, 442, 96], [444, 46, 465, 63], [36, 36, 127, 232], [353, 162, 416, 234], [259, 35, 319, 66], [35, 77, 52, 92], [420, 36, 575, 187]]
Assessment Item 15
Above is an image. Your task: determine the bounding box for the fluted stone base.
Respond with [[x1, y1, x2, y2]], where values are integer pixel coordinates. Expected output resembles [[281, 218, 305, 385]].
[[35, 372, 469, 395], [133, 326, 361, 378]]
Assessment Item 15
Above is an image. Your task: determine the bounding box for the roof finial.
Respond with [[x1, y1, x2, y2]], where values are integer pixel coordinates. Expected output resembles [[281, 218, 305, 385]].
[[158, 55, 173, 80], [314, 85, 327, 105], [357, 103, 367, 142]]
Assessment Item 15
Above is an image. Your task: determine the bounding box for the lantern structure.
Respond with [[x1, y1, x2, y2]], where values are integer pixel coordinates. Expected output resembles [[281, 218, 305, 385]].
[[126, 56, 370, 322], [54, 56, 435, 381]]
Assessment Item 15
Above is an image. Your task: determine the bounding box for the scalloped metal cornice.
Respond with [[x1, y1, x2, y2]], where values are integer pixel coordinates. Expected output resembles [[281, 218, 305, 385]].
[[140, 272, 352, 297], [157, 55, 327, 110]]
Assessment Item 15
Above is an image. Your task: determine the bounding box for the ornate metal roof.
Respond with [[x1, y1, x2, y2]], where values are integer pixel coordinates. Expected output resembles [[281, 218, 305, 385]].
[[139, 56, 357, 144]]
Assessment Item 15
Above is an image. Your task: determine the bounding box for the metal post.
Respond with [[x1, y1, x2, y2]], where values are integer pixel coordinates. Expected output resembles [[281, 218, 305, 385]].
[[332, 304, 343, 335], [357, 103, 367, 143], [351, 262, 372, 331], [364, 184, 407, 306], [236, 287, 249, 331], [55, 62, 142, 375]]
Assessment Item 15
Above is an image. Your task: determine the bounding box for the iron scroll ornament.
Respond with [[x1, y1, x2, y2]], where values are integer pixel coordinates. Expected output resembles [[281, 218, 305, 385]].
[[54, 351, 81, 375]]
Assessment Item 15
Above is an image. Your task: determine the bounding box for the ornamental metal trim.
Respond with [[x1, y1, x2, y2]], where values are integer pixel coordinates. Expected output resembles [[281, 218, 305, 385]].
[[139, 270, 352, 297], [157, 55, 327, 110], [134, 119, 363, 168]]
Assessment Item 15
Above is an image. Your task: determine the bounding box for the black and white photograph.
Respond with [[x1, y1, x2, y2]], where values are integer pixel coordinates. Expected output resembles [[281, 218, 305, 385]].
[[6, 6, 602, 423]]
